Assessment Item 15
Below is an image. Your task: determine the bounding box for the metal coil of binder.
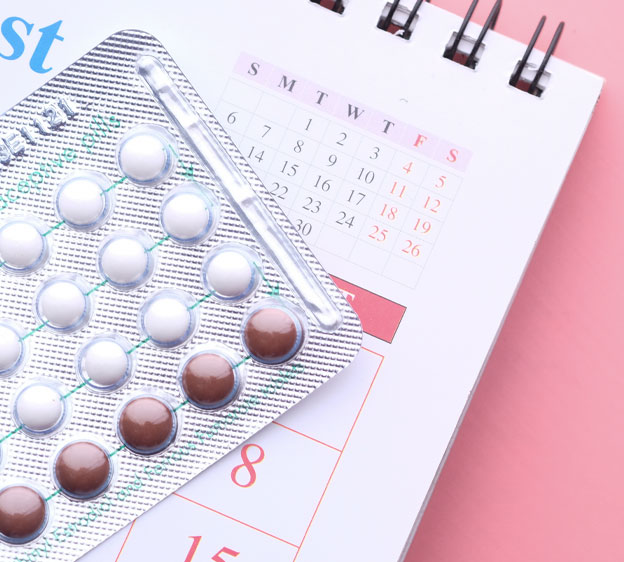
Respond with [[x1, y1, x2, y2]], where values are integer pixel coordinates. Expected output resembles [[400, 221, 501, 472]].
[[309, 0, 564, 97], [378, 0, 430, 40], [442, 0, 502, 68], [509, 17, 565, 96]]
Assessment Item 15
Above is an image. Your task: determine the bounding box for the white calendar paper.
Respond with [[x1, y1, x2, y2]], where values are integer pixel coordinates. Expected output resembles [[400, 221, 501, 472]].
[[0, 1, 602, 561]]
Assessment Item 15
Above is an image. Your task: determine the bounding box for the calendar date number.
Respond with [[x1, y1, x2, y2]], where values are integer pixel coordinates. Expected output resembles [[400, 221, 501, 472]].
[[280, 160, 299, 177], [357, 167, 375, 185], [302, 197, 322, 214], [296, 219, 313, 236], [336, 211, 355, 229], [313, 175, 332, 192], [413, 218, 432, 235], [368, 225, 388, 242], [423, 195, 441, 213], [347, 189, 366, 206], [401, 240, 421, 258], [269, 182, 288, 200], [184, 536, 240, 562], [380, 204, 398, 221]]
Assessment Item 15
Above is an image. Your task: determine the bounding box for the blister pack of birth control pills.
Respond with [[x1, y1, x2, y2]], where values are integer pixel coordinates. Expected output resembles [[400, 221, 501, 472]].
[[0, 30, 362, 561]]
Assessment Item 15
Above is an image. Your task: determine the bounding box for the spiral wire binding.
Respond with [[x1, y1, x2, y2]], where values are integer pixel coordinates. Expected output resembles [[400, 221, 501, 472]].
[[509, 17, 565, 96], [443, 0, 502, 68], [378, 0, 431, 39], [310, 0, 345, 14], [307, 0, 566, 95]]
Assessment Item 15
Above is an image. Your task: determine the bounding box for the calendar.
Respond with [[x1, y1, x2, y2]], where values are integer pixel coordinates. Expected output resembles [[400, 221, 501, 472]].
[[218, 54, 465, 289], [0, 0, 602, 560]]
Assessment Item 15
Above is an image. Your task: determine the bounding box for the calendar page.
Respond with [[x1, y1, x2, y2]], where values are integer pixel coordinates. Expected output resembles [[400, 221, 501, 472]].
[[0, 1, 602, 561]]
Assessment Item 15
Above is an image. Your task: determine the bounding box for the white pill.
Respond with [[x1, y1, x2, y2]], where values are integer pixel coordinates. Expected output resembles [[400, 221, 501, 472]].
[[57, 178, 105, 226], [162, 193, 211, 242], [83, 340, 129, 386], [0, 325, 22, 373], [100, 237, 148, 286], [119, 134, 168, 183], [207, 251, 253, 298], [16, 384, 64, 432], [0, 221, 45, 270], [143, 297, 192, 345], [38, 281, 87, 330]]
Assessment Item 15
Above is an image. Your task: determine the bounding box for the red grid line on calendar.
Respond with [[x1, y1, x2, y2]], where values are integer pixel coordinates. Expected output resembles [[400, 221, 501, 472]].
[[271, 421, 343, 453], [172, 493, 301, 549], [113, 520, 135, 562], [292, 347, 385, 561], [114, 347, 384, 561], [216, 58, 466, 288]]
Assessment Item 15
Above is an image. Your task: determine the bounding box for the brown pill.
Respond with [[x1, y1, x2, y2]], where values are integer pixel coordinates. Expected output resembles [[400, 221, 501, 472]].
[[55, 441, 112, 499], [243, 306, 303, 364], [0, 485, 47, 543], [181, 352, 238, 409], [118, 396, 176, 455]]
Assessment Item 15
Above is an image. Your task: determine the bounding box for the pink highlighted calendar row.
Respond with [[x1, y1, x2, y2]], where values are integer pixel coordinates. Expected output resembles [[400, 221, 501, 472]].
[[234, 53, 472, 171]]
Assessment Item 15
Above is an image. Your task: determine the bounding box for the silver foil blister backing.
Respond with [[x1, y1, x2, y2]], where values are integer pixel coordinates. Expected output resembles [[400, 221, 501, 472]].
[[0, 30, 362, 561]]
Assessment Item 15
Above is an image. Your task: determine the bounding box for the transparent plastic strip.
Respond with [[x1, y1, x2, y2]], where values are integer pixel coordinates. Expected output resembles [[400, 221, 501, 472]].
[[136, 55, 342, 332]]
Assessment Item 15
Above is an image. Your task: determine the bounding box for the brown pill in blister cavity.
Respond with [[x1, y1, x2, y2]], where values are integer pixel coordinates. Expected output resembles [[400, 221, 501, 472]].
[[0, 485, 47, 542], [118, 396, 176, 455], [181, 352, 237, 409], [243, 306, 303, 364], [55, 441, 112, 499]]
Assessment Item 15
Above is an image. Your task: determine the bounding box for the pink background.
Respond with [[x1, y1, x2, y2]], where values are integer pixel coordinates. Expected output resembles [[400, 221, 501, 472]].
[[405, 1, 623, 561]]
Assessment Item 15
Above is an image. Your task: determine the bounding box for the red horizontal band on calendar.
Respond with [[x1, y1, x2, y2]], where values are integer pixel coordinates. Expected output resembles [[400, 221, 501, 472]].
[[330, 275, 406, 343], [234, 53, 472, 172]]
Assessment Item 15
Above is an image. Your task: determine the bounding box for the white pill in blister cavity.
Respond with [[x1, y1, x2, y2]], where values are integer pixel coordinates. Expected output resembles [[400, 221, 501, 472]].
[[0, 221, 45, 270], [202, 244, 261, 303], [57, 178, 104, 226], [162, 193, 210, 242], [16, 384, 63, 432], [101, 237, 148, 285], [83, 340, 129, 386], [119, 134, 168, 183], [39, 281, 87, 330], [144, 297, 191, 345], [207, 251, 253, 298], [0, 326, 21, 373]]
